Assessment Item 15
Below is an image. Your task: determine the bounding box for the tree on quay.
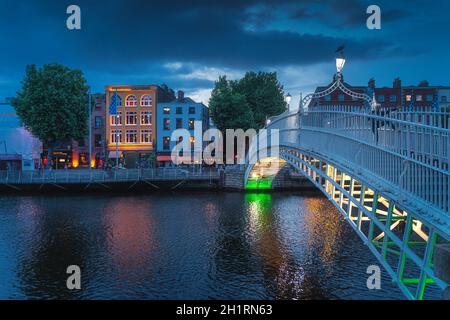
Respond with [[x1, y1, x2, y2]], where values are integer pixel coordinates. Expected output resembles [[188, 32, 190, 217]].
[[209, 72, 287, 131], [12, 64, 90, 167]]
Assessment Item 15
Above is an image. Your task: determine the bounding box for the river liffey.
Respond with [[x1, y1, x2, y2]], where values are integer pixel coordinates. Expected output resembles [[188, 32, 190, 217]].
[[0, 192, 406, 300]]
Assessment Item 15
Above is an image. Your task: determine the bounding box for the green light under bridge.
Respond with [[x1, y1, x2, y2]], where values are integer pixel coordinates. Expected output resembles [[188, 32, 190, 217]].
[[245, 177, 274, 190]]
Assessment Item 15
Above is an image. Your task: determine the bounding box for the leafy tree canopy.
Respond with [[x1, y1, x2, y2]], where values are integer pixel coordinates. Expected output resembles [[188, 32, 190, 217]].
[[209, 72, 287, 131], [209, 76, 255, 131], [12, 64, 90, 145]]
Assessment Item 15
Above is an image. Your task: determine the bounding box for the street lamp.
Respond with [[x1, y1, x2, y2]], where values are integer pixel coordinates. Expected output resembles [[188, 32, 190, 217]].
[[336, 57, 346, 74], [285, 93, 292, 111]]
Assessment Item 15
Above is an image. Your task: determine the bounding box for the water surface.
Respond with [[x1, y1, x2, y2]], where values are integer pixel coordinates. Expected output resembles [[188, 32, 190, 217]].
[[0, 192, 404, 299]]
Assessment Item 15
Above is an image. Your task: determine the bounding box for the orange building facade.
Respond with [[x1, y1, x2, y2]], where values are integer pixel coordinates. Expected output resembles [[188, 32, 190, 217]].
[[105, 85, 175, 167]]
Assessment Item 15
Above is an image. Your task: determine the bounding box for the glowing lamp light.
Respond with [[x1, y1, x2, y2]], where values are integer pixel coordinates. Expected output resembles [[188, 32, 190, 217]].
[[72, 159, 79, 168], [336, 58, 346, 73], [285, 93, 292, 105]]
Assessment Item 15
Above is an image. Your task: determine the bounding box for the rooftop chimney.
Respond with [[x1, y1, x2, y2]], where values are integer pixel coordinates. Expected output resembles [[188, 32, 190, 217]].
[[393, 77, 401, 89], [177, 90, 185, 101], [368, 78, 375, 89]]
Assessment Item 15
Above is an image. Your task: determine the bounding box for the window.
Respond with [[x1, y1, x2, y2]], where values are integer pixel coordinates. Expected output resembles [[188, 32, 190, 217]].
[[163, 107, 170, 114], [442, 96, 448, 103], [377, 95, 385, 102], [126, 130, 138, 143], [325, 95, 331, 101], [163, 136, 171, 150], [94, 134, 102, 147], [95, 116, 103, 128], [176, 118, 183, 129], [126, 112, 137, 125], [406, 95, 412, 102], [163, 118, 170, 130], [141, 112, 152, 125], [416, 95, 423, 102], [111, 130, 122, 143], [125, 95, 137, 107], [189, 107, 196, 114], [390, 95, 397, 103], [110, 112, 122, 125], [141, 95, 152, 107], [141, 130, 152, 143], [188, 118, 195, 130], [190, 136, 195, 149], [176, 107, 183, 114], [426, 95, 433, 102], [338, 94, 345, 102]]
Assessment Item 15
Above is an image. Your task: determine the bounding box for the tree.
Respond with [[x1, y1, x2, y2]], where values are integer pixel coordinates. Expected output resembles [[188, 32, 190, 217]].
[[12, 64, 89, 167], [233, 72, 286, 128], [209, 76, 255, 131], [209, 72, 287, 131]]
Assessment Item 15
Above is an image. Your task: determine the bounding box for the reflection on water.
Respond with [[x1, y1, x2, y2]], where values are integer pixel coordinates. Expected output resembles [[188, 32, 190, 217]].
[[0, 192, 404, 300]]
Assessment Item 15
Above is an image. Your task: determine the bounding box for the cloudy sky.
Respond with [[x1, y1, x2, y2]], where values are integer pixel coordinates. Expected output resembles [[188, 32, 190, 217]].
[[1, 0, 449, 106]]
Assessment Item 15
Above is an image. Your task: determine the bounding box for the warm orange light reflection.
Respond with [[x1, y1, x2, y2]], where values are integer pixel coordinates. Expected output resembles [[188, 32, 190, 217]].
[[105, 200, 155, 270]]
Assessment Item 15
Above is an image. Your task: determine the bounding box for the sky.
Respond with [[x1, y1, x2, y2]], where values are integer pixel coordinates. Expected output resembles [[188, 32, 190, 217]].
[[1, 0, 449, 107]]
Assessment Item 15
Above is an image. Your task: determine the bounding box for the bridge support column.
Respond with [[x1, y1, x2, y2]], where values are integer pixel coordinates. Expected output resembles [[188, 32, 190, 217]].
[[434, 244, 450, 300]]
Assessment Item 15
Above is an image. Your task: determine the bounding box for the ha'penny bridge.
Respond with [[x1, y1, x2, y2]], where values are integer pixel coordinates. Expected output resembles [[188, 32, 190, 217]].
[[244, 58, 450, 300]]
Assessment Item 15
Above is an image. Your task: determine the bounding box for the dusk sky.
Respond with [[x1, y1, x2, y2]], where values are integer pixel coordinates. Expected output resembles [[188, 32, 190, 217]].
[[1, 0, 449, 106]]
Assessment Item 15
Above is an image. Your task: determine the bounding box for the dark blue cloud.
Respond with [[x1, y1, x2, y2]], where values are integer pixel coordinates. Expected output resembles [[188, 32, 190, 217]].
[[0, 0, 449, 99]]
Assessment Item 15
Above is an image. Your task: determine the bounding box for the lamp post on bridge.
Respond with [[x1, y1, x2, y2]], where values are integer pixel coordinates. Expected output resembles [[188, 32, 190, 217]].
[[285, 93, 292, 112]]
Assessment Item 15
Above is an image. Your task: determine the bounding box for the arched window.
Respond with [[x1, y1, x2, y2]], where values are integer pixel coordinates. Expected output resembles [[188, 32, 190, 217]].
[[125, 95, 137, 107], [141, 95, 152, 107]]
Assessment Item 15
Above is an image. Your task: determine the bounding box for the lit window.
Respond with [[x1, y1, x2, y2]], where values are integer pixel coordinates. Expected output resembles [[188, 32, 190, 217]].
[[126, 112, 137, 125], [141, 95, 152, 107], [163, 136, 171, 150], [141, 112, 152, 125], [126, 130, 138, 143], [188, 118, 195, 130], [163, 107, 170, 114], [141, 129, 152, 143], [110, 112, 122, 125], [416, 95, 422, 102], [111, 130, 122, 143], [164, 118, 170, 130], [406, 95, 412, 102], [125, 95, 137, 107]]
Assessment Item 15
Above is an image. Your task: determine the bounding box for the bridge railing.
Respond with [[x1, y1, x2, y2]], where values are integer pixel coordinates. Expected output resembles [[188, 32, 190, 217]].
[[298, 106, 450, 215], [0, 168, 220, 185]]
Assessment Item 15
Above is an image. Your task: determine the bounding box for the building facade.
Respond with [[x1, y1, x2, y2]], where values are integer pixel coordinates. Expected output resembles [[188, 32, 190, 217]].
[[105, 85, 175, 168], [309, 76, 446, 111], [71, 93, 107, 169], [156, 91, 209, 165], [0, 101, 41, 171]]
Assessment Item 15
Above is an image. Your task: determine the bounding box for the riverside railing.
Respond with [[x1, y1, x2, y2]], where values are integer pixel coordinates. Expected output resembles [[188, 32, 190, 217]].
[[0, 168, 220, 185]]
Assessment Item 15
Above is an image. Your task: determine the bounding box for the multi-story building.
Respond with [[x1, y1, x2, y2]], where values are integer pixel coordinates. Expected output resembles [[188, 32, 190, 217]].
[[309, 76, 445, 111], [105, 84, 175, 168], [156, 90, 209, 166], [71, 93, 107, 169], [0, 101, 41, 171]]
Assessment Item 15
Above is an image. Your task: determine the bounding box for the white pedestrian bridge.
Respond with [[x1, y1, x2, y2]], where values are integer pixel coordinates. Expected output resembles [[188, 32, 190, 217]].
[[245, 72, 450, 300]]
